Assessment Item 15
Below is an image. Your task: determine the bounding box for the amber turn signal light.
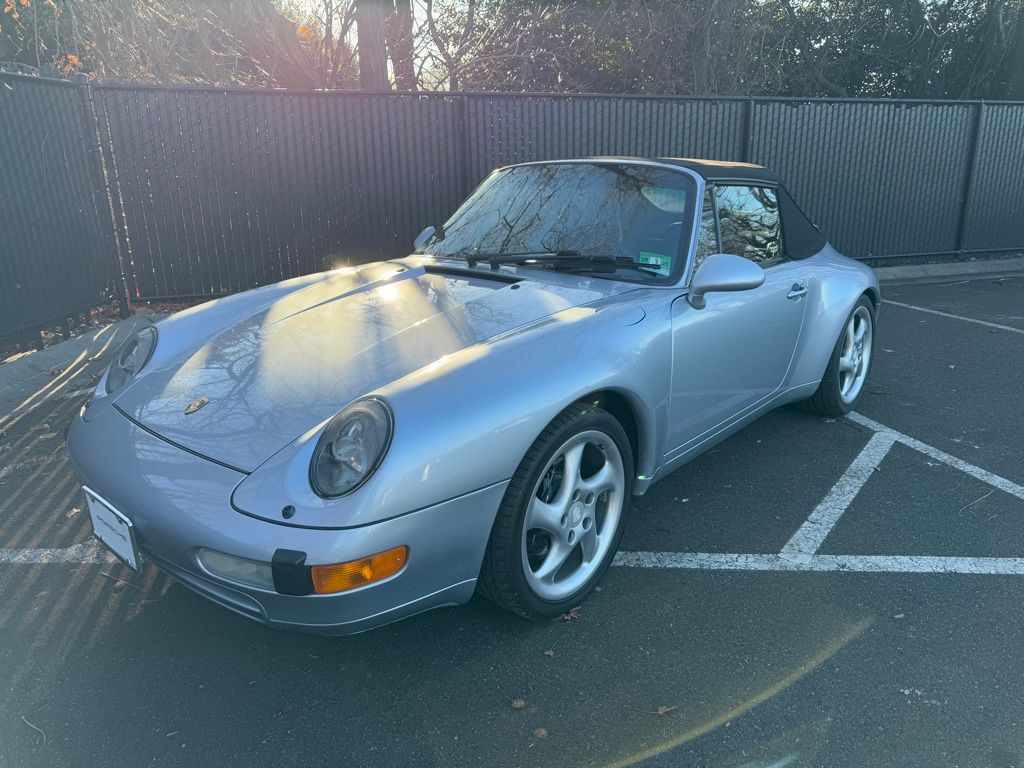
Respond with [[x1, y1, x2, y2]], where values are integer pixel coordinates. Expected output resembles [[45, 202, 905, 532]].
[[310, 546, 408, 595]]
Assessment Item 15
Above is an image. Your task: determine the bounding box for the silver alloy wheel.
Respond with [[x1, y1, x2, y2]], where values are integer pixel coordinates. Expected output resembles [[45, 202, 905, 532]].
[[521, 430, 626, 601], [838, 305, 873, 404]]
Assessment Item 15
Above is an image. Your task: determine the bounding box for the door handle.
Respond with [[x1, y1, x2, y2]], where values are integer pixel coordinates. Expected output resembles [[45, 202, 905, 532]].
[[787, 282, 807, 300]]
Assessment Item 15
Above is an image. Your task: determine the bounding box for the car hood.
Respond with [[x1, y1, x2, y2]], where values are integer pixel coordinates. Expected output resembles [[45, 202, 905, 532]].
[[115, 261, 623, 471]]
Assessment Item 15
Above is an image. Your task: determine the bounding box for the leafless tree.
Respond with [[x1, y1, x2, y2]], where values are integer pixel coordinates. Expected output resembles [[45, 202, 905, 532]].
[[387, 0, 416, 89], [3, 0, 1024, 99], [422, 0, 478, 90]]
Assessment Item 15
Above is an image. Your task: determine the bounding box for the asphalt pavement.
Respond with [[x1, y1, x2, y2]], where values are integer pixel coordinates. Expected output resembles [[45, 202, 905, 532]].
[[1, 276, 1022, 768]]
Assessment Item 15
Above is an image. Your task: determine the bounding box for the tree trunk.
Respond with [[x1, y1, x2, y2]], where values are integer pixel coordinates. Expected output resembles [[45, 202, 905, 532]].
[[357, 0, 391, 90], [387, 0, 416, 91], [1000, 3, 1024, 99], [905, 0, 939, 96], [958, 0, 1005, 98]]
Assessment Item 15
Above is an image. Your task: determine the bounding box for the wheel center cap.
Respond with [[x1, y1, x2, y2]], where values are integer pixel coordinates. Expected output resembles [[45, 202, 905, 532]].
[[569, 501, 585, 527]]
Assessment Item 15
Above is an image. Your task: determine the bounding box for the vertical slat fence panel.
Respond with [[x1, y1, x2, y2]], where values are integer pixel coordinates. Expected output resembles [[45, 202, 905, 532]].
[[0, 74, 117, 341], [4, 75, 1024, 343]]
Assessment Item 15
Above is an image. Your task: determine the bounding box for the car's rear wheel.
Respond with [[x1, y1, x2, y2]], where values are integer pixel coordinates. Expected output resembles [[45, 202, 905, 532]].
[[478, 403, 633, 619], [804, 296, 875, 416]]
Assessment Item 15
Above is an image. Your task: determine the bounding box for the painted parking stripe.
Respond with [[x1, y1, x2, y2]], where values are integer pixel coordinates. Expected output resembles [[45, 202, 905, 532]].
[[847, 412, 1024, 501], [779, 430, 897, 557], [614, 410, 1024, 573], [884, 299, 1024, 335], [613, 552, 1024, 575], [3, 412, 1022, 572]]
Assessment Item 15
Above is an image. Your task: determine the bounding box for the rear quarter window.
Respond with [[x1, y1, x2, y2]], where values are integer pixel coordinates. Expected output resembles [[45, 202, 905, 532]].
[[715, 185, 782, 265]]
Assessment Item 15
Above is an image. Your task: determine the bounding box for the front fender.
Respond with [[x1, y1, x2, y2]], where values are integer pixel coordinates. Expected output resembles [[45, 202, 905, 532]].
[[231, 296, 673, 529]]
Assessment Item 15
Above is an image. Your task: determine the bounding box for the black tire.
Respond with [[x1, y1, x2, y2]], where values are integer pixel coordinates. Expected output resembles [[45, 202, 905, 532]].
[[803, 295, 875, 417], [477, 403, 634, 619]]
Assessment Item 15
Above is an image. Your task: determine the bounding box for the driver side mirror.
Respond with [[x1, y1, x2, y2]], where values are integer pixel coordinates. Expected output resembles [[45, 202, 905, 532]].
[[413, 225, 439, 252], [687, 253, 765, 309]]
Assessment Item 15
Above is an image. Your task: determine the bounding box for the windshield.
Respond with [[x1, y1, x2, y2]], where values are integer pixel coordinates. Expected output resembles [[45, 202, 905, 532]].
[[425, 162, 697, 282]]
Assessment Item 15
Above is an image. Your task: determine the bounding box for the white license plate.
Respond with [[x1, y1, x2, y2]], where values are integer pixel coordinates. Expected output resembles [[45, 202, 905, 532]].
[[84, 487, 139, 570]]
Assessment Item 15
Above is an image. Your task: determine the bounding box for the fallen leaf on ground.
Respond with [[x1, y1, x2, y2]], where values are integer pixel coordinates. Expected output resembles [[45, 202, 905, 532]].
[[543, 649, 555, 658], [655, 706, 676, 716], [893, 613, 905, 619], [557, 606, 582, 621], [511, 698, 526, 710], [533, 728, 548, 739], [21, 715, 46, 746]]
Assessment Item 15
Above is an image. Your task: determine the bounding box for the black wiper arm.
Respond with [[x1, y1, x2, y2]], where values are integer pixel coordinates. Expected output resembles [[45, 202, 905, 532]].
[[446, 250, 582, 268], [446, 250, 659, 275], [552, 260, 662, 275]]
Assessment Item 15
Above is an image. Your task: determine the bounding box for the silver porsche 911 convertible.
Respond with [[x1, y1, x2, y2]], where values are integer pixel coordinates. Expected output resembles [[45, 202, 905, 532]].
[[68, 157, 879, 634]]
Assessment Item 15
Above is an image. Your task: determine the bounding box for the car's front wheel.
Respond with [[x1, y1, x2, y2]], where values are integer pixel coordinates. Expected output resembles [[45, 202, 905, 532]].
[[478, 403, 633, 619], [804, 295, 875, 416]]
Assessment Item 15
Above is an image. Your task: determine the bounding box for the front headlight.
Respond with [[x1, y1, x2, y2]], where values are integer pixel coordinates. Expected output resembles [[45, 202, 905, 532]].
[[310, 398, 393, 498], [105, 326, 157, 395]]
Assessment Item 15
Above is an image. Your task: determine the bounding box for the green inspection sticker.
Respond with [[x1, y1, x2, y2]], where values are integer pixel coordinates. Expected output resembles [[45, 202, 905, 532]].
[[639, 251, 672, 276]]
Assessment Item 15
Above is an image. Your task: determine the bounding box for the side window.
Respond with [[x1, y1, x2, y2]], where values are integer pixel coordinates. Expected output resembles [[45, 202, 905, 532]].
[[715, 186, 783, 264], [694, 190, 718, 271]]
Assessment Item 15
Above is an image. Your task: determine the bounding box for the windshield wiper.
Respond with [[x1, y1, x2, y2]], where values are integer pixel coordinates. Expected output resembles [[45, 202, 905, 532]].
[[443, 250, 661, 275], [442, 250, 581, 268], [549, 259, 663, 276]]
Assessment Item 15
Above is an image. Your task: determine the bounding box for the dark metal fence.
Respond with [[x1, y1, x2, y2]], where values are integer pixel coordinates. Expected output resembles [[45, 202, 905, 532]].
[[0, 75, 121, 344], [4, 73, 1024, 342], [92, 86, 467, 299]]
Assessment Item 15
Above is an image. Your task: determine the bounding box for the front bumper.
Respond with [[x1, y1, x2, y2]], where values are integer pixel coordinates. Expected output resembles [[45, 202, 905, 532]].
[[67, 405, 507, 635]]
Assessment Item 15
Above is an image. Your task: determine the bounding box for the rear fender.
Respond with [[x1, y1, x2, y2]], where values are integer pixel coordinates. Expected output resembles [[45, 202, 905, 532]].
[[787, 248, 880, 387]]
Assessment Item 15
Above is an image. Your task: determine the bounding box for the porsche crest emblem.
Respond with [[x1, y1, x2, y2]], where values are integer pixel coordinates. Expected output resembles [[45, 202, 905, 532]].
[[184, 396, 209, 415]]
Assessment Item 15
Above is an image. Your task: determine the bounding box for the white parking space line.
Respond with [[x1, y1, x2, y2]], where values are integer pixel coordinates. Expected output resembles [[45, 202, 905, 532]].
[[884, 299, 1024, 335], [613, 552, 1024, 575], [613, 410, 1024, 574], [3, 413, 1022, 575], [847, 412, 1024, 501], [779, 431, 897, 557]]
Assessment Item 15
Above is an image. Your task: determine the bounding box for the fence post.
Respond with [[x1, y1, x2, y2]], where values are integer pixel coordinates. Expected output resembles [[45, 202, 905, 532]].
[[955, 99, 984, 254], [456, 93, 473, 198], [80, 82, 131, 319], [742, 97, 755, 162]]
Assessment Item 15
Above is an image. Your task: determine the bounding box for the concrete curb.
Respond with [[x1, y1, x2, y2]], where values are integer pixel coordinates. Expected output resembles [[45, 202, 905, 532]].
[[874, 256, 1024, 284]]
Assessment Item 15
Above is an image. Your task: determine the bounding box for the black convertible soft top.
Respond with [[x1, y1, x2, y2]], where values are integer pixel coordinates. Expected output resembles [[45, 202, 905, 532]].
[[655, 157, 781, 184], [654, 157, 828, 260], [582, 155, 781, 184]]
